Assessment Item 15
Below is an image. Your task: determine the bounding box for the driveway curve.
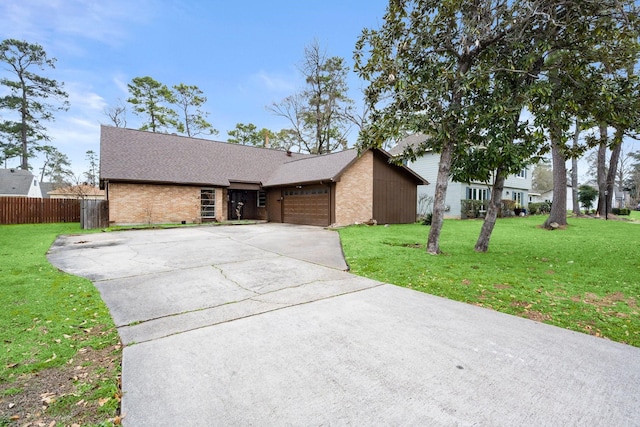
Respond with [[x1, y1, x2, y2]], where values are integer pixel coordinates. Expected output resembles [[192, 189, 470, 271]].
[[47, 223, 640, 426]]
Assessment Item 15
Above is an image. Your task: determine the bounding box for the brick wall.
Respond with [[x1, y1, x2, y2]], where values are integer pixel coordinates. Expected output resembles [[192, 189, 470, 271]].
[[108, 183, 214, 224], [334, 150, 374, 226]]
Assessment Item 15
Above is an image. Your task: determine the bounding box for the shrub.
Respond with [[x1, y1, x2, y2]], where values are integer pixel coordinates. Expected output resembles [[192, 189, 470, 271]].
[[421, 213, 433, 225], [528, 201, 551, 215], [461, 199, 486, 219], [499, 199, 515, 218], [611, 208, 629, 216]]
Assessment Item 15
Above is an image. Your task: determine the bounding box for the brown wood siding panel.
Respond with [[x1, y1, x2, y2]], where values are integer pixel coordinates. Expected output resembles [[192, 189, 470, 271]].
[[267, 189, 283, 222], [282, 185, 330, 226], [372, 152, 418, 224]]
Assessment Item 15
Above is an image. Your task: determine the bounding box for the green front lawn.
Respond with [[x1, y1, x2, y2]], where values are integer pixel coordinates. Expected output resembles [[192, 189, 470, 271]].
[[339, 215, 640, 347], [0, 223, 121, 425]]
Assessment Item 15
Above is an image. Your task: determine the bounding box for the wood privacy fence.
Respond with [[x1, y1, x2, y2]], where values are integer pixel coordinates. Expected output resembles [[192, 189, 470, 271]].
[[80, 199, 109, 229], [0, 197, 80, 224]]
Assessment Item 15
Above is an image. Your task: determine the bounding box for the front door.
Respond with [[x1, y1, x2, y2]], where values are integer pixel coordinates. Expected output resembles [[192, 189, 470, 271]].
[[228, 190, 257, 220]]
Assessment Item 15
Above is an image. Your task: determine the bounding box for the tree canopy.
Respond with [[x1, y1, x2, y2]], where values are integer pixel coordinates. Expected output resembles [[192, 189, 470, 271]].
[[269, 40, 353, 154], [127, 76, 178, 133], [0, 39, 69, 170], [355, 0, 639, 253]]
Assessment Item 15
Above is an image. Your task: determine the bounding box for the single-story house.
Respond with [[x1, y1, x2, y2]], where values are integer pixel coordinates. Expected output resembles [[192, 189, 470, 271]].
[[48, 184, 106, 200], [389, 134, 532, 218], [0, 168, 42, 197], [100, 126, 428, 226]]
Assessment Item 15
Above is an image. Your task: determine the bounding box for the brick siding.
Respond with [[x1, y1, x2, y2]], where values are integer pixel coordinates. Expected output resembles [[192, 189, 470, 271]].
[[108, 183, 220, 225], [334, 151, 374, 226]]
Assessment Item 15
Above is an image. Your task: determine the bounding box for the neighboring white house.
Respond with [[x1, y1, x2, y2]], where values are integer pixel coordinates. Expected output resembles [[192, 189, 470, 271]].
[[0, 168, 43, 197], [540, 185, 630, 212], [389, 134, 533, 218]]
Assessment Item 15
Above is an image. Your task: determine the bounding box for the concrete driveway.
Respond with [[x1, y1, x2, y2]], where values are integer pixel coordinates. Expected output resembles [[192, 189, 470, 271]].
[[48, 224, 640, 426]]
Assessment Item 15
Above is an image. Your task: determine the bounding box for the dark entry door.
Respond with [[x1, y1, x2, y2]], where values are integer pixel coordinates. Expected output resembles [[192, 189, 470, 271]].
[[228, 190, 257, 220]]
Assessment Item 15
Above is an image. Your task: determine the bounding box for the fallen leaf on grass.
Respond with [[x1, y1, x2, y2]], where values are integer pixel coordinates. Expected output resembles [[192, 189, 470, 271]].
[[98, 397, 111, 407], [41, 392, 56, 405]]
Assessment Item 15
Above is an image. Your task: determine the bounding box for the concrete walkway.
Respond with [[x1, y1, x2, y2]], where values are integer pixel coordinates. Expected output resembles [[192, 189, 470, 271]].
[[47, 224, 640, 426]]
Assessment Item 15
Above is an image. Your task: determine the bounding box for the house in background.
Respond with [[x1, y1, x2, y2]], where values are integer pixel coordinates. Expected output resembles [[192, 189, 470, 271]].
[[48, 184, 105, 200], [0, 168, 42, 197], [389, 134, 532, 218], [100, 126, 427, 226]]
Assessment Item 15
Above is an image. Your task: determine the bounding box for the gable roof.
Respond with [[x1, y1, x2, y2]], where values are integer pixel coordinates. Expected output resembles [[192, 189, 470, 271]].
[[388, 133, 431, 156], [263, 149, 359, 187], [100, 126, 427, 188], [100, 126, 310, 187], [40, 182, 56, 198], [0, 168, 39, 196]]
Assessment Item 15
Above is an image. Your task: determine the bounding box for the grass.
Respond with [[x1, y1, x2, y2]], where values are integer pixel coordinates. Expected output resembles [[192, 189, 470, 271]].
[[0, 223, 121, 425], [339, 214, 640, 347]]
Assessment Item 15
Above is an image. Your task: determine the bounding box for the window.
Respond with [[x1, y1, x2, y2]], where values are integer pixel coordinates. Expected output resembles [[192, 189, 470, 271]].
[[466, 187, 489, 202], [512, 191, 524, 206], [466, 187, 489, 211], [257, 190, 266, 207], [517, 169, 527, 178], [201, 188, 215, 218]]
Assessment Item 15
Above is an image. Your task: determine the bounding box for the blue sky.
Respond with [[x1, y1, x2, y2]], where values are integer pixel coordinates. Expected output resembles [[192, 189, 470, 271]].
[[0, 0, 390, 177], [1, 1, 637, 184]]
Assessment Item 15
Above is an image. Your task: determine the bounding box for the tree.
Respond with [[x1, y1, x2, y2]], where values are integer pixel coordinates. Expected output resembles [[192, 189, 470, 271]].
[[227, 123, 266, 146], [528, 1, 639, 228], [627, 151, 640, 203], [84, 149, 99, 186], [38, 145, 72, 186], [127, 76, 177, 133], [172, 83, 217, 137], [0, 39, 69, 170], [104, 99, 127, 128], [355, 0, 556, 253], [532, 162, 553, 193], [269, 40, 353, 154], [0, 133, 21, 168], [578, 185, 598, 212]]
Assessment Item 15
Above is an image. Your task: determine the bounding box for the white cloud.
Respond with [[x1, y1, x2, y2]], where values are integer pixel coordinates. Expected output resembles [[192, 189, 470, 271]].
[[0, 0, 153, 50], [66, 83, 108, 112], [251, 70, 300, 93]]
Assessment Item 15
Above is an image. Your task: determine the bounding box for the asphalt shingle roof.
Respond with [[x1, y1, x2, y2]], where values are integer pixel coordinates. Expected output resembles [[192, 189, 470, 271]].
[[100, 126, 310, 186], [263, 149, 358, 187], [0, 168, 37, 195], [388, 133, 430, 156], [100, 126, 427, 188]]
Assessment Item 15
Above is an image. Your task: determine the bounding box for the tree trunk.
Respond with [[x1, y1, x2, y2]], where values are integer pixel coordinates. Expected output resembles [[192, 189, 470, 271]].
[[543, 134, 568, 228], [571, 118, 580, 215], [475, 169, 505, 252], [596, 124, 607, 216], [605, 128, 623, 211], [20, 85, 29, 170], [427, 141, 454, 254]]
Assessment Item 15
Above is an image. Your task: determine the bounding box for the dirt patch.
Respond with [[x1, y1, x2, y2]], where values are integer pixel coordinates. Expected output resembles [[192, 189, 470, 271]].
[[510, 301, 552, 322], [0, 343, 121, 426], [572, 291, 637, 309], [493, 283, 512, 290]]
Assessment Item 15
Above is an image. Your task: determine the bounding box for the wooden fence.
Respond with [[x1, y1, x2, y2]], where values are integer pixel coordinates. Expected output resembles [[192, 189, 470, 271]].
[[0, 197, 81, 224], [80, 199, 109, 229]]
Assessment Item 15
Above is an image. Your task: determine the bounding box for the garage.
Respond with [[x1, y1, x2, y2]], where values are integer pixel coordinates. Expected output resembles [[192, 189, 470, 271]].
[[282, 185, 330, 226]]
